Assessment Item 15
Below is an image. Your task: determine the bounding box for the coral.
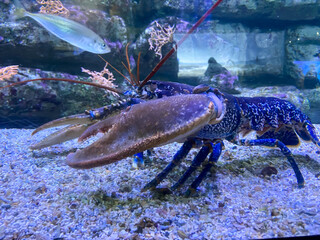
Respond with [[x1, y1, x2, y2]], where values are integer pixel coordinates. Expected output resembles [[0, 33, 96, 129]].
[[36, 0, 69, 16], [0, 65, 19, 81], [148, 21, 175, 59], [81, 64, 119, 97], [210, 72, 238, 91]]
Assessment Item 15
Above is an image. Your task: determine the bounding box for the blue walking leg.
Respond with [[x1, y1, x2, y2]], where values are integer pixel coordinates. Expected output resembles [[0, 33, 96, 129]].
[[133, 152, 144, 169], [141, 140, 194, 192], [185, 141, 223, 196], [170, 144, 212, 191], [238, 138, 304, 188]]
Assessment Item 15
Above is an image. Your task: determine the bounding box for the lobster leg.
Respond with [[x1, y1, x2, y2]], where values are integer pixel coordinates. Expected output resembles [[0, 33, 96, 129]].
[[239, 139, 305, 188], [133, 152, 144, 169], [170, 144, 212, 191], [305, 123, 320, 148], [141, 140, 194, 192], [132, 149, 153, 169], [185, 141, 223, 197]]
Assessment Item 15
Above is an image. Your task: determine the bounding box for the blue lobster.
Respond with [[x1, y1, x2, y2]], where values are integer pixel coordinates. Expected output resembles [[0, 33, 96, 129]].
[[30, 80, 320, 195]]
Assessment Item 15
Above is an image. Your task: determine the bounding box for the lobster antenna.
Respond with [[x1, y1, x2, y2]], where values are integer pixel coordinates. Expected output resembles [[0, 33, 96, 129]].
[[97, 53, 135, 86], [138, 0, 224, 89], [0, 78, 123, 95]]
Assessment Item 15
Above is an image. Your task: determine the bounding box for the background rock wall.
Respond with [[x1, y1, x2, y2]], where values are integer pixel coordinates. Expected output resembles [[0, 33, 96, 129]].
[[1, 0, 320, 84], [1, 0, 320, 127]]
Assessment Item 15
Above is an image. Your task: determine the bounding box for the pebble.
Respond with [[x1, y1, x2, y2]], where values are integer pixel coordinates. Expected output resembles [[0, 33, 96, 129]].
[[271, 208, 280, 217], [253, 186, 262, 192], [1, 204, 11, 210], [261, 166, 278, 177], [177, 230, 188, 239]]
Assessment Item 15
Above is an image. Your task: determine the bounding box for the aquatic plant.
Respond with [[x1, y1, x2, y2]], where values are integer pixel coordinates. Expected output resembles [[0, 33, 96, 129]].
[[81, 64, 119, 97], [0, 65, 19, 81], [148, 21, 176, 59], [36, 0, 69, 16]]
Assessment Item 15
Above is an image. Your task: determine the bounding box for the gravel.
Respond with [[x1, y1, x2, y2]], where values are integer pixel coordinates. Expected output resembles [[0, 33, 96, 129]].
[[1, 125, 320, 239]]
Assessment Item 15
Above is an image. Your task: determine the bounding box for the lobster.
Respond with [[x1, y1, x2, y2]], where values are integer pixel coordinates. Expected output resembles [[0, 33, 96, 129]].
[[29, 80, 320, 196], [2, 0, 319, 196]]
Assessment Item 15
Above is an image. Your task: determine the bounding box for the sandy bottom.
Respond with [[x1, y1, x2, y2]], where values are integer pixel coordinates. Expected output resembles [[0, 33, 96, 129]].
[[1, 126, 320, 239]]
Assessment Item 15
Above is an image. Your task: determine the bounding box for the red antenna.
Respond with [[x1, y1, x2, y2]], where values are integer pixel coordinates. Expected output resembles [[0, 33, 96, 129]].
[[0, 78, 123, 95], [139, 0, 223, 89]]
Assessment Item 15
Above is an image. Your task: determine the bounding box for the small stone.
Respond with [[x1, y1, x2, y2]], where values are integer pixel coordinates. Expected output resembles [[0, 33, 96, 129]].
[[271, 208, 280, 217], [69, 202, 78, 209], [1, 204, 11, 210], [35, 185, 47, 194], [261, 166, 278, 177], [119, 185, 132, 193], [177, 230, 188, 239], [82, 174, 90, 180], [299, 209, 317, 216], [162, 220, 172, 226], [254, 186, 262, 192], [111, 191, 117, 198]]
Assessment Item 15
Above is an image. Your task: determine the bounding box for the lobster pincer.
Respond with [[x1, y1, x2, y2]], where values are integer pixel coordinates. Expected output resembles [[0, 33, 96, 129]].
[[65, 91, 226, 168]]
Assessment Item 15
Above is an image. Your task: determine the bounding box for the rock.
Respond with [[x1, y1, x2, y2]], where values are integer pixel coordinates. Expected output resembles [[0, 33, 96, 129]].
[[119, 185, 132, 193], [1, 204, 11, 209], [136, 0, 320, 22], [0, 67, 116, 128], [204, 57, 228, 78], [285, 25, 320, 87], [0, 2, 128, 75], [253, 186, 262, 192], [260, 166, 278, 177], [35, 185, 47, 194], [2, 0, 320, 128], [271, 208, 280, 217], [135, 217, 156, 233], [177, 230, 188, 239]]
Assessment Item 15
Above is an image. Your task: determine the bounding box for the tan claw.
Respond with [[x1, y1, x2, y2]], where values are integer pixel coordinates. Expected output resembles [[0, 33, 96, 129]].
[[30, 113, 96, 150], [66, 93, 225, 169], [32, 113, 92, 135], [30, 124, 91, 150]]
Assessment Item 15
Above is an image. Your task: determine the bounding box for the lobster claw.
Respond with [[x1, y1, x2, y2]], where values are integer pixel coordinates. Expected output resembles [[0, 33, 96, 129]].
[[66, 93, 225, 169]]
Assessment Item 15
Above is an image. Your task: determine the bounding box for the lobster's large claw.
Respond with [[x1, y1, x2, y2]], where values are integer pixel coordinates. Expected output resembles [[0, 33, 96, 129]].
[[32, 113, 92, 135], [30, 124, 91, 150], [66, 93, 225, 169], [30, 114, 95, 150]]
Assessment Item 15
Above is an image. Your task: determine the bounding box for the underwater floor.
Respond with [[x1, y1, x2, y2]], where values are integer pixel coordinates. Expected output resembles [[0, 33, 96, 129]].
[[1, 127, 320, 239]]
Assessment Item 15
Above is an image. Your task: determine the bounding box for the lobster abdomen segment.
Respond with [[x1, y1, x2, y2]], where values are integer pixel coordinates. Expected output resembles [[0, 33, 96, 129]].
[[237, 97, 309, 131], [237, 96, 320, 148]]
